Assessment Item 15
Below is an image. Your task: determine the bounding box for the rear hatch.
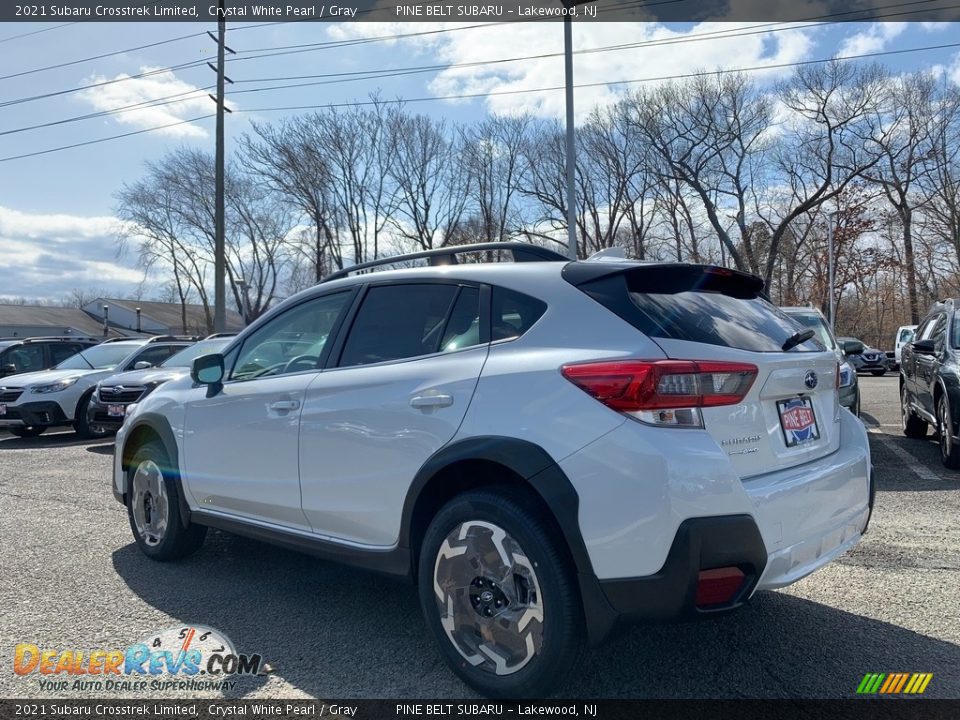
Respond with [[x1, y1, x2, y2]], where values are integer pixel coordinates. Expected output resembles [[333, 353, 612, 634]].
[[564, 263, 840, 479]]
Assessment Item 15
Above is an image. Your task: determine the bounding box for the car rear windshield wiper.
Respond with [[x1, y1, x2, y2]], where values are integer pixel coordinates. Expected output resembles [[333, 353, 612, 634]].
[[782, 329, 816, 352]]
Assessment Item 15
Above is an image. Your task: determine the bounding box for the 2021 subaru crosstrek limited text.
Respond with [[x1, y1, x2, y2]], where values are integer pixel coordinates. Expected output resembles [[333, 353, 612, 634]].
[[112, 244, 872, 697]]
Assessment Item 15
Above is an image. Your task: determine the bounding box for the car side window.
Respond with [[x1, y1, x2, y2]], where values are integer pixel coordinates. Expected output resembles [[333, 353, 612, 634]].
[[491, 287, 547, 342], [918, 317, 939, 341], [232, 292, 351, 381], [339, 284, 460, 367], [931, 314, 948, 353], [49, 343, 82, 365], [129, 345, 178, 370], [8, 344, 44, 372], [440, 287, 482, 353]]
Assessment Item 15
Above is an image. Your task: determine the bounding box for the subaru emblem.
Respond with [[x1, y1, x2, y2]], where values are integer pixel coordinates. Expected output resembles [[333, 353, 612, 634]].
[[804, 370, 818, 390]]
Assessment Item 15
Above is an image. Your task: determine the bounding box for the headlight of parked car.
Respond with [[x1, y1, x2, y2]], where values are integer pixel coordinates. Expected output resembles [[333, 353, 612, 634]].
[[839, 361, 855, 388], [31, 377, 80, 394]]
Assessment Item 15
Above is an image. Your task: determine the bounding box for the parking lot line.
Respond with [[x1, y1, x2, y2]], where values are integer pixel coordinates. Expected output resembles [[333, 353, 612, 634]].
[[867, 428, 942, 482]]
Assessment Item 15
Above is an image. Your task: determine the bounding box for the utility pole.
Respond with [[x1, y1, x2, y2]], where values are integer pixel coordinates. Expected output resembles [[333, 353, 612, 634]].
[[562, 12, 577, 260], [208, 0, 234, 333], [827, 210, 836, 331]]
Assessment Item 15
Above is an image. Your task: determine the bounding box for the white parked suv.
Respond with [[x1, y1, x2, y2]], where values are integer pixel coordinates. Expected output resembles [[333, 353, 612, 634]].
[[0, 337, 191, 438], [112, 244, 873, 697]]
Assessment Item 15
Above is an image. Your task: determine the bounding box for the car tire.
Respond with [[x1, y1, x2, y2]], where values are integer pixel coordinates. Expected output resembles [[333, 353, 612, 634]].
[[8, 426, 45, 438], [418, 487, 586, 698], [126, 442, 207, 561], [901, 385, 928, 439], [936, 396, 960, 470], [75, 393, 113, 440], [871, 370, 886, 377]]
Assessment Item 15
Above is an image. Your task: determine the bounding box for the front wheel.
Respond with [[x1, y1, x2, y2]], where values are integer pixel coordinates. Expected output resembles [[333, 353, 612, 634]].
[[7, 426, 45, 438], [419, 488, 585, 698], [75, 393, 113, 439], [902, 385, 928, 439], [937, 397, 960, 469], [127, 443, 206, 560]]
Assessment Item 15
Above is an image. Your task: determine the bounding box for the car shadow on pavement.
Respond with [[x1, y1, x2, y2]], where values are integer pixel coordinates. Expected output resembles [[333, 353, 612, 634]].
[[86, 443, 116, 456], [0, 431, 111, 450], [112, 532, 960, 699]]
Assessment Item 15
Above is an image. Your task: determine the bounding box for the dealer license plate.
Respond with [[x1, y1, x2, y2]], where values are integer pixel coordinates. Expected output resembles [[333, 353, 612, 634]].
[[777, 396, 820, 447], [107, 404, 126, 417]]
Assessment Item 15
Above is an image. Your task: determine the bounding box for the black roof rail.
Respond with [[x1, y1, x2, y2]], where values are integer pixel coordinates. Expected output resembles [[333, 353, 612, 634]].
[[204, 332, 238, 339], [0, 336, 101, 343], [146, 335, 202, 343], [321, 242, 569, 283]]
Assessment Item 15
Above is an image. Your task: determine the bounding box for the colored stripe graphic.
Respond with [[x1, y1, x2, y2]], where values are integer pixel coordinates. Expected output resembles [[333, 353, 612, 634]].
[[857, 673, 933, 694]]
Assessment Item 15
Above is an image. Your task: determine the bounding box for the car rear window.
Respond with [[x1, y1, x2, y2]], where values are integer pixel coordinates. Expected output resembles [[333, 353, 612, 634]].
[[568, 264, 824, 353]]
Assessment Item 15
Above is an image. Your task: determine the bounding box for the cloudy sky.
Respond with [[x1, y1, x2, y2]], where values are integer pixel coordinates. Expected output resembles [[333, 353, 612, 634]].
[[1, 18, 959, 301]]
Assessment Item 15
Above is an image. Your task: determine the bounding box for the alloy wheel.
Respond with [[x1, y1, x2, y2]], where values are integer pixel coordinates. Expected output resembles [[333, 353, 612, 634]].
[[131, 459, 169, 547], [432, 520, 544, 677]]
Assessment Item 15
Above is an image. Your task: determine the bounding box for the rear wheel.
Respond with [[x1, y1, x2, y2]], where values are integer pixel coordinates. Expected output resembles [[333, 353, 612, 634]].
[[902, 385, 928, 439], [937, 396, 960, 469], [8, 426, 45, 438], [127, 442, 206, 561], [419, 488, 585, 698]]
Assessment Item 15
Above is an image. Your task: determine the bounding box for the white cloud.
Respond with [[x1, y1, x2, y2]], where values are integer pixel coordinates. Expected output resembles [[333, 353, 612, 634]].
[[76, 67, 215, 138], [0, 206, 141, 300], [837, 22, 906, 57], [328, 21, 816, 121], [920, 22, 952, 32]]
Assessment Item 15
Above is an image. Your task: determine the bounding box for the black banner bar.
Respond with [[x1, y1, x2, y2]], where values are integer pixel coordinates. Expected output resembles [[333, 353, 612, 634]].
[[2, 700, 960, 720], [3, 0, 960, 23]]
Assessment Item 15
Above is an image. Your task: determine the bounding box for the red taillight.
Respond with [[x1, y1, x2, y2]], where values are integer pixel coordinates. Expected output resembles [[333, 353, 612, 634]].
[[695, 567, 745, 607], [561, 359, 758, 412]]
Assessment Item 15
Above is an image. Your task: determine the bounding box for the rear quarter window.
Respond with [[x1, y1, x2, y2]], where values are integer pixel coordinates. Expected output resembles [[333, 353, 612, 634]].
[[571, 265, 823, 353]]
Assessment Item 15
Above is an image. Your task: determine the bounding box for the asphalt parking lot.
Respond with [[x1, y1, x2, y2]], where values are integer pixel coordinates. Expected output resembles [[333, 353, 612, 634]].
[[1, 374, 958, 700]]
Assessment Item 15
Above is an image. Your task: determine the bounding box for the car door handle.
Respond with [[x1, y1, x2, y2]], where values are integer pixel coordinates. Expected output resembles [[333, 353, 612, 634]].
[[409, 394, 454, 409], [269, 400, 301, 412]]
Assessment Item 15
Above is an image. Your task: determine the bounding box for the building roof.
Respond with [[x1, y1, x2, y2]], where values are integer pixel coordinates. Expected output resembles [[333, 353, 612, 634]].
[[95, 298, 245, 334], [0, 304, 128, 338]]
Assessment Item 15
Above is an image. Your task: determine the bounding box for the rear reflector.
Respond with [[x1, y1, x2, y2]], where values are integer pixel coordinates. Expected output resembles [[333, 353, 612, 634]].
[[561, 360, 757, 413], [695, 567, 745, 607]]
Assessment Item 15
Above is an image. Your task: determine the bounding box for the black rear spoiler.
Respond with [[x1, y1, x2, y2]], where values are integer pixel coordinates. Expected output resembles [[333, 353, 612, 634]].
[[563, 262, 766, 300]]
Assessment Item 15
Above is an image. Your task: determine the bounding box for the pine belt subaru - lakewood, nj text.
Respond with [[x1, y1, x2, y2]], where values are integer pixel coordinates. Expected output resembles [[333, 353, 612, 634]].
[[111, 243, 873, 698]]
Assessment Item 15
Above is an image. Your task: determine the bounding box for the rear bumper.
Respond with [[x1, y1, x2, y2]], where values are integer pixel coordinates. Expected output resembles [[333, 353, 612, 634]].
[[0, 401, 70, 428], [598, 515, 767, 622]]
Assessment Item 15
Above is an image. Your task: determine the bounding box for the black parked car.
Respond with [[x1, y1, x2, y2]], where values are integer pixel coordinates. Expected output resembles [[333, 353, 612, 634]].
[[900, 299, 960, 469], [838, 337, 889, 376]]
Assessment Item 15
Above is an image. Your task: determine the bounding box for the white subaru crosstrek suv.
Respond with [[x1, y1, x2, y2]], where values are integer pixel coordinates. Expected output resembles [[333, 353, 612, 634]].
[[0, 337, 191, 438], [112, 244, 873, 698]]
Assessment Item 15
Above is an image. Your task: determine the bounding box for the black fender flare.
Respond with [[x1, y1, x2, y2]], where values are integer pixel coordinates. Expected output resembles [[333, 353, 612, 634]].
[[399, 436, 618, 645], [119, 413, 191, 527]]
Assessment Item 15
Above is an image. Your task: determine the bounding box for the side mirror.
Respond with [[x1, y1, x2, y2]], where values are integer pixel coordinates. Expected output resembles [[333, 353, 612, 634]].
[[133, 361, 153, 370], [191, 353, 225, 385], [842, 340, 865, 356], [912, 339, 936, 355], [0, 364, 15, 376]]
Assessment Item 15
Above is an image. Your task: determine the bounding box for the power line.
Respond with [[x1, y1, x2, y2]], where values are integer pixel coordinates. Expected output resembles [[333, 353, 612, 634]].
[[3, 33, 960, 163], [0, 30, 208, 82], [0, 85, 216, 137], [0, 22, 79, 45], [225, 5, 951, 97], [236, 39, 960, 113], [1, 22, 823, 134], [3, 0, 942, 132], [0, 114, 215, 163]]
